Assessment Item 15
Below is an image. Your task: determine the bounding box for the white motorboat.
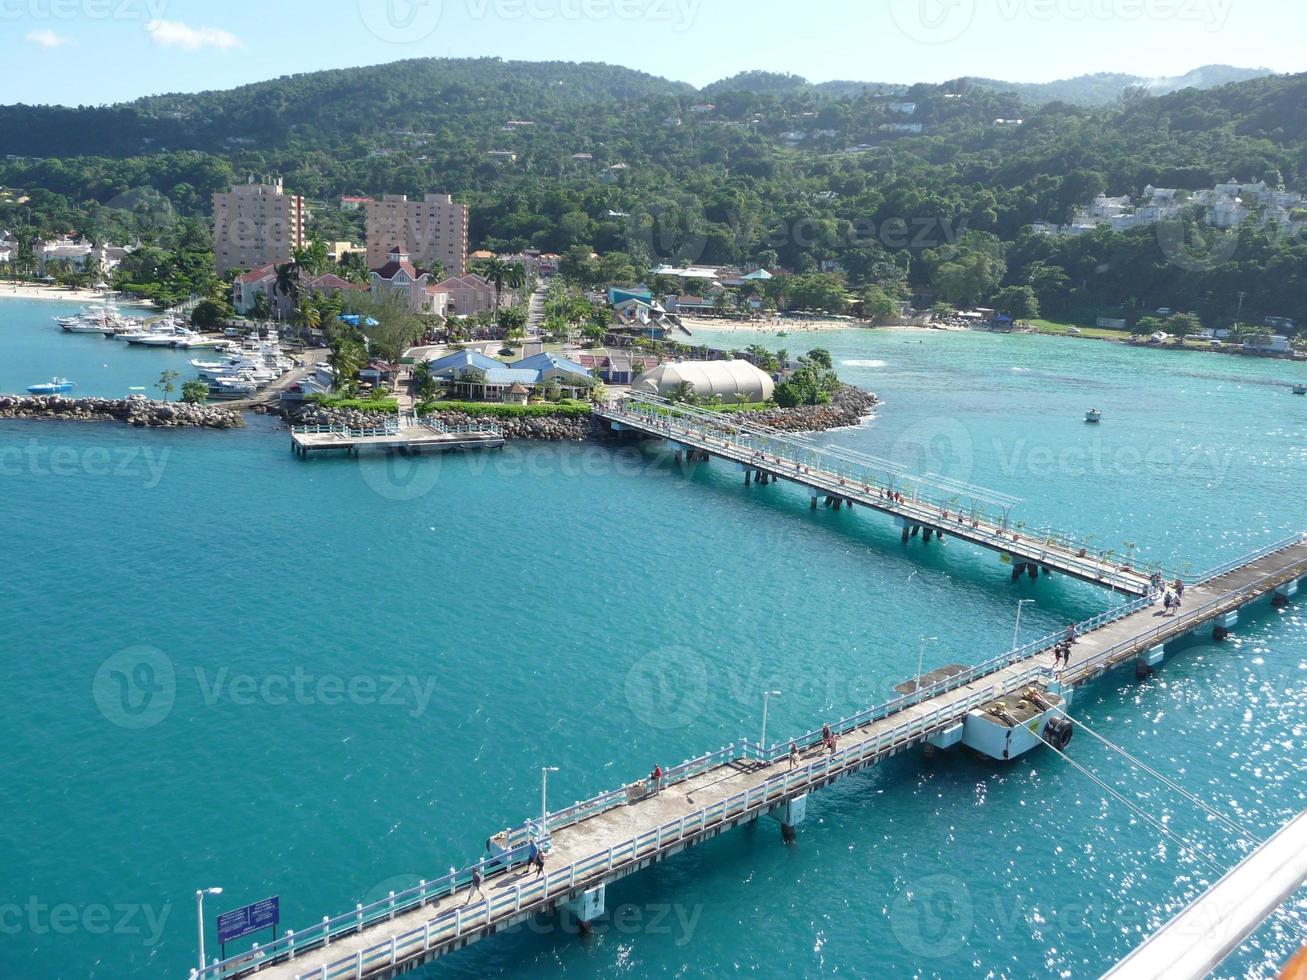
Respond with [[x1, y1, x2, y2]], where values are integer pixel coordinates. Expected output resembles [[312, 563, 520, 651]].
[[1085, 408, 1103, 423], [62, 319, 114, 334], [207, 377, 257, 399]]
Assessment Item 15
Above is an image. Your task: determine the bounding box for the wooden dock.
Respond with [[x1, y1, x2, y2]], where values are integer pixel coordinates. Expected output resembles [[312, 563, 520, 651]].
[[194, 534, 1307, 980], [290, 419, 505, 457]]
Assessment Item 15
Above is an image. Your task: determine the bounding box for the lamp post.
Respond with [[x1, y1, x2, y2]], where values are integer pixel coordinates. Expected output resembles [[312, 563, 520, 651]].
[[1013, 598, 1035, 652], [916, 635, 939, 694], [540, 766, 559, 840], [760, 690, 782, 757], [196, 887, 223, 972]]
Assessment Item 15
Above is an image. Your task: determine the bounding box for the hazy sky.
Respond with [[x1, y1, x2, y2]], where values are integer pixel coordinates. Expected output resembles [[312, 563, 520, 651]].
[[5, 0, 1304, 105]]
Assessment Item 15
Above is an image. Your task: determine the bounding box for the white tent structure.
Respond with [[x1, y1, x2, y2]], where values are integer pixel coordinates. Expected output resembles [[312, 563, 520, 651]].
[[631, 360, 775, 404]]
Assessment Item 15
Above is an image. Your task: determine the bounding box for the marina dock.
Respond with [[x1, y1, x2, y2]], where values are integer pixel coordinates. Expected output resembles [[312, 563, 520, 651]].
[[290, 417, 505, 456], [194, 532, 1307, 980], [596, 395, 1160, 595]]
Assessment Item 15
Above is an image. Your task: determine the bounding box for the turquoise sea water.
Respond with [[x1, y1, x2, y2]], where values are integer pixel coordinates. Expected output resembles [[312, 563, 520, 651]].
[[0, 297, 194, 398], [1, 314, 1304, 979]]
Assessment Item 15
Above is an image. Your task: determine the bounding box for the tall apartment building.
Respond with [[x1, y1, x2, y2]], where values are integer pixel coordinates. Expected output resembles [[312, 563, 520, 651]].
[[212, 179, 307, 277], [365, 193, 469, 277]]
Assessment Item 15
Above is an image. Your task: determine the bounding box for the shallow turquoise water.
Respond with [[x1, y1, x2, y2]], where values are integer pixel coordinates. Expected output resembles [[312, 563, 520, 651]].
[[0, 297, 194, 398], [0, 318, 1304, 979]]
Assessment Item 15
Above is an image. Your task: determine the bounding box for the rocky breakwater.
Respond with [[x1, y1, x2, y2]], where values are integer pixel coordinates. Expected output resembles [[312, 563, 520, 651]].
[[287, 404, 600, 442], [0, 395, 245, 428], [754, 385, 878, 433]]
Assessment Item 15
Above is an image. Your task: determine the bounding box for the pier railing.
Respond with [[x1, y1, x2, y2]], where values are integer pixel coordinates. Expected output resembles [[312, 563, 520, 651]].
[[290, 419, 503, 439], [1067, 548, 1307, 685], [1185, 531, 1307, 586], [195, 684, 1003, 980], [417, 416, 503, 437], [290, 423, 399, 438]]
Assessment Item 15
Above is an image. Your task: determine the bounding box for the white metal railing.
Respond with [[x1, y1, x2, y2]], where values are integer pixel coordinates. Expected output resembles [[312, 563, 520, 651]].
[[290, 423, 399, 438], [1187, 531, 1307, 586], [290, 420, 503, 440], [417, 416, 503, 437]]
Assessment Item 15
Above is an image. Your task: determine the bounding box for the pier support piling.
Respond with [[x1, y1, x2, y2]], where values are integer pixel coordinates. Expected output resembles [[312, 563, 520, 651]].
[[769, 794, 808, 844], [567, 885, 606, 935]]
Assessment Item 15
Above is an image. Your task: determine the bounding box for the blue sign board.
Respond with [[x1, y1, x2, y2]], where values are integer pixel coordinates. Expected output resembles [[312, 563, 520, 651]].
[[217, 897, 279, 946]]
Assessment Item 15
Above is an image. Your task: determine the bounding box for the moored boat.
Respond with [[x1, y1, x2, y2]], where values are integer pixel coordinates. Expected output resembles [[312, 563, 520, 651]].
[[1085, 408, 1103, 423], [27, 377, 76, 394]]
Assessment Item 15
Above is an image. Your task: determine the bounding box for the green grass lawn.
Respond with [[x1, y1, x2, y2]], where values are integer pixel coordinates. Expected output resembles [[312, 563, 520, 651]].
[[1025, 318, 1132, 341]]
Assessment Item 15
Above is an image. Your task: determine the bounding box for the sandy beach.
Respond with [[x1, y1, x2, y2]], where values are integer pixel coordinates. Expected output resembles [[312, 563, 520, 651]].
[[678, 315, 865, 334], [0, 282, 121, 303]]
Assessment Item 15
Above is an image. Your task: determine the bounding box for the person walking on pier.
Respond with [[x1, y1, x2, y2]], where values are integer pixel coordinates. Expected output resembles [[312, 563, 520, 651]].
[[1163, 591, 1174, 616], [533, 848, 546, 877], [650, 763, 663, 794], [789, 741, 799, 770], [468, 866, 484, 904]]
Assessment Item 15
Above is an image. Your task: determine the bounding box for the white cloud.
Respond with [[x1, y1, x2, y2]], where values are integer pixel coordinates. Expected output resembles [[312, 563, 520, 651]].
[[26, 29, 75, 49], [145, 19, 242, 52]]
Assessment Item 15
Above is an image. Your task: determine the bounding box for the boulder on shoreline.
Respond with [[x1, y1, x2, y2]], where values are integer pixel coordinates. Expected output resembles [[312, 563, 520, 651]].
[[0, 395, 245, 429]]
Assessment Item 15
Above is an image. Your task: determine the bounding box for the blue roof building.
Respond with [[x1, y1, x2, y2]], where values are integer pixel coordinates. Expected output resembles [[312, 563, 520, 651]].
[[608, 286, 653, 306], [424, 349, 502, 377], [484, 367, 544, 386], [511, 352, 593, 381]]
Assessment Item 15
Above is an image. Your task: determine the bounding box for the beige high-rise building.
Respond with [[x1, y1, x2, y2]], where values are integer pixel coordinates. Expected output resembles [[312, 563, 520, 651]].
[[212, 179, 307, 277], [366, 193, 469, 277]]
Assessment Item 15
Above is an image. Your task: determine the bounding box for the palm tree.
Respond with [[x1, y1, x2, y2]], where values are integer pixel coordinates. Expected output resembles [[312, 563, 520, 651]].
[[294, 303, 322, 342], [475, 257, 527, 316], [272, 262, 299, 313]]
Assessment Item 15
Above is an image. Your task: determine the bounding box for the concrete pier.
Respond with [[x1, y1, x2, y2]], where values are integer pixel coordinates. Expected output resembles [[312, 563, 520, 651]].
[[290, 419, 504, 457]]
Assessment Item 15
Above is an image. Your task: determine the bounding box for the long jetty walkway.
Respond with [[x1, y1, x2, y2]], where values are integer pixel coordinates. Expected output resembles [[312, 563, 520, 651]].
[[596, 395, 1158, 595], [195, 533, 1307, 980]]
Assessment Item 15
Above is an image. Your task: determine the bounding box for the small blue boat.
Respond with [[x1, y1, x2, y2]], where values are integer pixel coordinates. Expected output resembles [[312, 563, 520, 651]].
[[27, 377, 76, 395]]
